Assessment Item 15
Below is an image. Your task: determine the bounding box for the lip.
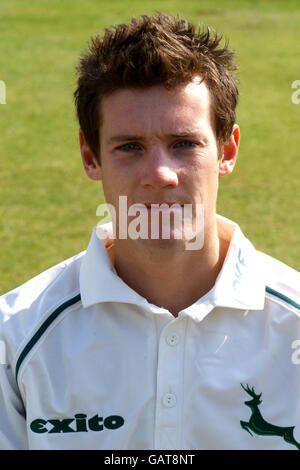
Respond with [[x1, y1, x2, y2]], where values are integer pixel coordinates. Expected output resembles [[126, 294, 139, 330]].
[[143, 202, 184, 208]]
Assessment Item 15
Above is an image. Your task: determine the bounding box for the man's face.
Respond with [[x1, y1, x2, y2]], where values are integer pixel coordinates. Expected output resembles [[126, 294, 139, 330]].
[[94, 80, 236, 250]]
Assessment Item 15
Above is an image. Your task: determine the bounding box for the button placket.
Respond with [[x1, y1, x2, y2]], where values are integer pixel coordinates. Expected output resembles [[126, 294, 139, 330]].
[[154, 317, 187, 449]]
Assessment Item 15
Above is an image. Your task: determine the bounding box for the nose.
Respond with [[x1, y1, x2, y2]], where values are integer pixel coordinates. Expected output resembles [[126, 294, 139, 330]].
[[140, 146, 179, 189]]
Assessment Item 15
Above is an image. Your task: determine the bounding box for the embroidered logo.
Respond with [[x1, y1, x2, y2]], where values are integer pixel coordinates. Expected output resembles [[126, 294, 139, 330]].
[[240, 383, 300, 450], [30, 413, 124, 434]]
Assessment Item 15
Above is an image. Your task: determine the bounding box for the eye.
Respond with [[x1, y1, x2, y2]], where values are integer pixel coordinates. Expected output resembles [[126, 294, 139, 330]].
[[174, 140, 197, 149], [117, 142, 142, 151]]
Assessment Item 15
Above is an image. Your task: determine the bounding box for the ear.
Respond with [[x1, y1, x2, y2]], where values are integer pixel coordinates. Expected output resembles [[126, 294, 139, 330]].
[[79, 129, 102, 180], [218, 124, 240, 177]]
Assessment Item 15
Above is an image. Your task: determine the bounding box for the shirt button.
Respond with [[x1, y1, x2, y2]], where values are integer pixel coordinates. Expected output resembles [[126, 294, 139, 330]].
[[166, 332, 180, 346], [162, 393, 177, 407]]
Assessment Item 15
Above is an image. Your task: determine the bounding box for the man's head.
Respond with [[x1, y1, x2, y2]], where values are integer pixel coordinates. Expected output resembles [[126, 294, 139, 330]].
[[74, 12, 239, 162]]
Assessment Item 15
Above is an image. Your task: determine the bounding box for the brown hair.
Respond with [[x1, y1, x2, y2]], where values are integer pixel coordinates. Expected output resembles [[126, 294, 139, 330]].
[[74, 12, 239, 161]]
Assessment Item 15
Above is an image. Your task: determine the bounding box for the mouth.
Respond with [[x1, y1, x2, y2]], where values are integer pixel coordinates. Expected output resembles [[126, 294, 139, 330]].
[[144, 202, 184, 209]]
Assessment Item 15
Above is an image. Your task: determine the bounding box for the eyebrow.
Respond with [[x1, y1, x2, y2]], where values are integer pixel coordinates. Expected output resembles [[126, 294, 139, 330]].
[[106, 130, 205, 146], [169, 132, 203, 138], [106, 135, 143, 145]]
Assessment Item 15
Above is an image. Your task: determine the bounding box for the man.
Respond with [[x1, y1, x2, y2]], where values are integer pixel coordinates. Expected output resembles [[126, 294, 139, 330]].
[[0, 13, 299, 450]]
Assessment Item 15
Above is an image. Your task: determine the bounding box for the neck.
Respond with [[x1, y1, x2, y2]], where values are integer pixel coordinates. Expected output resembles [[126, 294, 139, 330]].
[[113, 219, 229, 317]]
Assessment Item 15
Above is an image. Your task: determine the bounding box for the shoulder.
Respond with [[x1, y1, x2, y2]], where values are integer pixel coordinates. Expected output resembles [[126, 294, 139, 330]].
[[256, 251, 300, 315], [0, 251, 85, 358]]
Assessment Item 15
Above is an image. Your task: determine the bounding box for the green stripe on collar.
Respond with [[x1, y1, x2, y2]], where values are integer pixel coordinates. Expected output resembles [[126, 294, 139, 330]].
[[266, 286, 300, 311]]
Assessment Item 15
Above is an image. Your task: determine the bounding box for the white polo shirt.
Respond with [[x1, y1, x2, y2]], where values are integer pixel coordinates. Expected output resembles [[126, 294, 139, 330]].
[[0, 215, 299, 450]]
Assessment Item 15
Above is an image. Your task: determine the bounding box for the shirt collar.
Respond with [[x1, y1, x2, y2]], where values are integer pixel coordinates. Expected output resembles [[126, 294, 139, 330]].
[[183, 215, 266, 322], [79, 215, 266, 316], [79, 223, 148, 308]]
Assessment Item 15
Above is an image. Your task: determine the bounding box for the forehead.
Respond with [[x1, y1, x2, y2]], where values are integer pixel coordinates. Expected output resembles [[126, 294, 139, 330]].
[[100, 80, 213, 136]]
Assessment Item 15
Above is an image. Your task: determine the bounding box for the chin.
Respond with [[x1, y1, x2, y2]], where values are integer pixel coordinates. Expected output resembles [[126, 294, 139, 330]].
[[136, 234, 187, 252]]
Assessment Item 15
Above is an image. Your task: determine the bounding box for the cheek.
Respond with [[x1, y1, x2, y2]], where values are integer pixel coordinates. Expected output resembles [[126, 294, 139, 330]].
[[186, 155, 219, 184], [101, 162, 135, 204], [183, 159, 219, 207]]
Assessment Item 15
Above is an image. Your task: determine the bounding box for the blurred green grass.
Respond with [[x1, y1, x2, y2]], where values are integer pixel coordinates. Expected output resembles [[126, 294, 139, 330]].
[[0, 0, 299, 294]]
